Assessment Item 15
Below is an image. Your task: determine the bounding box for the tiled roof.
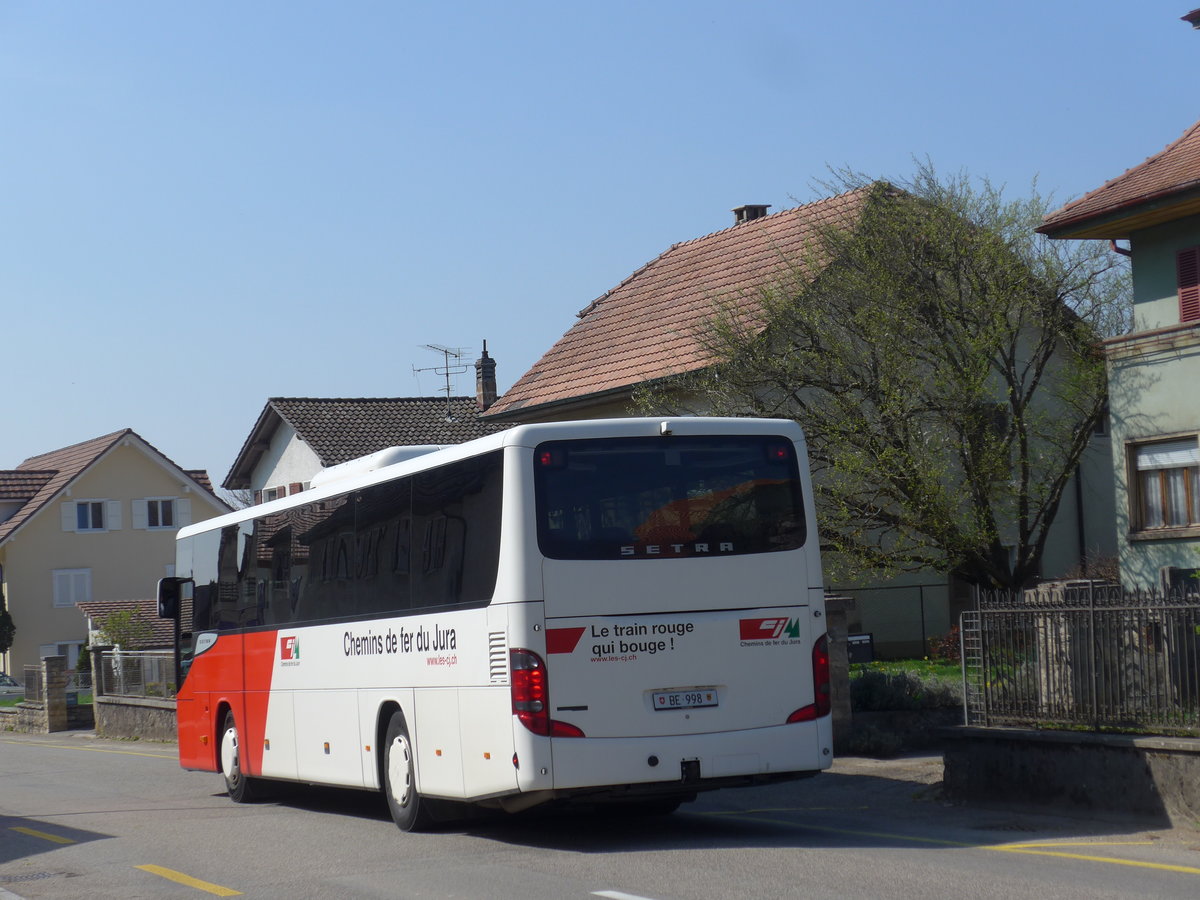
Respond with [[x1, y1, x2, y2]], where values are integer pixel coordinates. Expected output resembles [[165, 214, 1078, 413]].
[[224, 396, 510, 488], [1039, 119, 1200, 239], [0, 430, 223, 546], [0, 431, 131, 545], [484, 188, 874, 418], [77, 598, 189, 650], [0, 471, 55, 501]]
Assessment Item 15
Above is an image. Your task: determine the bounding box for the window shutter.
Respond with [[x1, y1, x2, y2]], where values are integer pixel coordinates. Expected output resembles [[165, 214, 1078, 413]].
[[254, 490, 263, 505], [290, 482, 303, 495], [132, 500, 148, 530], [1179, 246, 1200, 323], [61, 502, 77, 532], [106, 500, 122, 530], [177, 498, 192, 526]]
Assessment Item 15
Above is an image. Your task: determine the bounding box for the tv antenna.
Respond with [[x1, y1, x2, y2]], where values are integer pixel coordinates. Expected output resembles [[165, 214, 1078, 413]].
[[413, 344, 468, 420]]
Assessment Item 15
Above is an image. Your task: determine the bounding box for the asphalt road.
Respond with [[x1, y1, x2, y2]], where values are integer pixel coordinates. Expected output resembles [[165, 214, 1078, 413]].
[[2, 730, 1200, 899]]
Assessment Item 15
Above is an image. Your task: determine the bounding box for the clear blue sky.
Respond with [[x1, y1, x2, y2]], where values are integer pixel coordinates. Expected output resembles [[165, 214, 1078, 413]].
[[2, 1, 1196, 485]]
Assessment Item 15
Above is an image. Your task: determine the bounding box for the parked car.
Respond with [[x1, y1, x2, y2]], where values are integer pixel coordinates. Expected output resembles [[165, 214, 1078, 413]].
[[0, 672, 23, 697]]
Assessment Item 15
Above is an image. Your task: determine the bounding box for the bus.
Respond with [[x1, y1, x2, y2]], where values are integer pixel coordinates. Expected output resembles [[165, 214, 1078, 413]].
[[158, 417, 831, 830]]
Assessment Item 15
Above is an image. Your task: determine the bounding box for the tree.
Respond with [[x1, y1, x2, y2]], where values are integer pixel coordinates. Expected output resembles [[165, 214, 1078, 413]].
[[98, 609, 151, 650], [634, 165, 1130, 590], [0, 582, 14, 662]]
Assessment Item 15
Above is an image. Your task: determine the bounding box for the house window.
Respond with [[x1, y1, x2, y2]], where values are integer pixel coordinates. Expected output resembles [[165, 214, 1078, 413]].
[[147, 499, 174, 528], [38, 641, 84, 670], [133, 498, 190, 530], [62, 500, 121, 532], [1134, 438, 1200, 530], [53, 569, 92, 608], [77, 501, 105, 531], [1179, 246, 1200, 324]]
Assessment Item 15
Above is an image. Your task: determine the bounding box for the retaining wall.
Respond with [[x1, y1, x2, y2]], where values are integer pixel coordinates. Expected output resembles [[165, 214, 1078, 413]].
[[943, 726, 1200, 828]]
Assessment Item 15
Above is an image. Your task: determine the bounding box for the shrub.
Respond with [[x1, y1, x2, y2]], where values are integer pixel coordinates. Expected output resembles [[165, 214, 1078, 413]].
[[926, 625, 961, 664], [850, 669, 961, 711]]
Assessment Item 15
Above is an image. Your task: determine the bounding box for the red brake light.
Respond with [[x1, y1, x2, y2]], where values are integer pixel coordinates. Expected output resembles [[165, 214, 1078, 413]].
[[787, 632, 831, 723], [510, 648, 584, 737]]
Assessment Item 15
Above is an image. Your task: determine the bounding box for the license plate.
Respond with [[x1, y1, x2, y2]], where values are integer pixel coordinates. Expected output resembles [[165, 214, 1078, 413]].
[[652, 689, 719, 711]]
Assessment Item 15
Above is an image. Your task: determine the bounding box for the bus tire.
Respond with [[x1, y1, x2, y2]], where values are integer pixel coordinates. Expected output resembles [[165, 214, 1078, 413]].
[[220, 710, 258, 803], [383, 711, 432, 832]]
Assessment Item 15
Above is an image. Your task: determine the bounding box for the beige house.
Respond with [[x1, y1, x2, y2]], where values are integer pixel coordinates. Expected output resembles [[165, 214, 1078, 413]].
[[0, 430, 228, 675]]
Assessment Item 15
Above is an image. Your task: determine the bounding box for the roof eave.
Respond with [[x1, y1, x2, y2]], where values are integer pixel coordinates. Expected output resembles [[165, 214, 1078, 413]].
[[483, 384, 641, 422], [1039, 185, 1200, 240], [222, 403, 286, 490]]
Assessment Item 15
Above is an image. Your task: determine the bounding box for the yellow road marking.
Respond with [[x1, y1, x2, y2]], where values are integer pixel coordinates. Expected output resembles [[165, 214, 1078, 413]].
[[714, 811, 1200, 876], [0, 738, 175, 759], [136, 865, 242, 897], [10, 826, 75, 844]]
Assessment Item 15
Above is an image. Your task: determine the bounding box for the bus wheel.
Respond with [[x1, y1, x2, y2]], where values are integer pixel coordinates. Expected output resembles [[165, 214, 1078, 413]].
[[383, 712, 432, 832], [220, 710, 257, 803]]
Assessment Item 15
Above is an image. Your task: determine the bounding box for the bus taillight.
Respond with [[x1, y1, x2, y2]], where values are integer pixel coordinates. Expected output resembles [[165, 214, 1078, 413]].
[[786, 633, 831, 724], [510, 648, 585, 738]]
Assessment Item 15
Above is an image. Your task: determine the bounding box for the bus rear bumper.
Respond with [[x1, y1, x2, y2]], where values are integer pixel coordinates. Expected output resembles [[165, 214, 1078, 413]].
[[547, 719, 832, 791]]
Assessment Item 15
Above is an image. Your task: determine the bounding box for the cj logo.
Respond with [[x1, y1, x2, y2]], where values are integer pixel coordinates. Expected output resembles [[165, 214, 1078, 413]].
[[739, 618, 801, 641], [280, 636, 300, 660]]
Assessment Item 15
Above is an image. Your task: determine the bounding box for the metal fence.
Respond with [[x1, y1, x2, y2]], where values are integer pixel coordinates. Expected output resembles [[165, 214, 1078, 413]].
[[961, 583, 1200, 736], [21, 664, 44, 703], [98, 650, 177, 700]]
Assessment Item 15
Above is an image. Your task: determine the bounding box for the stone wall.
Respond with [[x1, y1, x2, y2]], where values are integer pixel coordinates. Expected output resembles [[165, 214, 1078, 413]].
[[94, 695, 177, 742]]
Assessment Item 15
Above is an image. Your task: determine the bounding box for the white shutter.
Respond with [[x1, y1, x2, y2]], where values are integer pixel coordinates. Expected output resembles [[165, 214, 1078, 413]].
[[132, 499, 148, 530], [106, 500, 122, 530], [61, 502, 77, 532], [1136, 439, 1200, 470], [177, 498, 192, 527]]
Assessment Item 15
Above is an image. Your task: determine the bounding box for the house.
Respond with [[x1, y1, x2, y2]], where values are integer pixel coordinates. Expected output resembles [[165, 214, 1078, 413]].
[[0, 430, 229, 675], [222, 346, 509, 500], [483, 198, 871, 422], [1039, 116, 1200, 590], [485, 194, 1116, 656]]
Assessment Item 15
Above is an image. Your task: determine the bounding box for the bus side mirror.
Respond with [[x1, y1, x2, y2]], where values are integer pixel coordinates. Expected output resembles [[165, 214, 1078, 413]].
[[157, 577, 192, 619]]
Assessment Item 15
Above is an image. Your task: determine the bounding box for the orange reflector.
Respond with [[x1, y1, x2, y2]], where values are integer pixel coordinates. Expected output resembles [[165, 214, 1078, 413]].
[[435, 749, 442, 757], [264, 739, 270, 750], [200, 735, 209, 745], [484, 752, 491, 760], [366, 745, 371, 752], [324, 742, 330, 754]]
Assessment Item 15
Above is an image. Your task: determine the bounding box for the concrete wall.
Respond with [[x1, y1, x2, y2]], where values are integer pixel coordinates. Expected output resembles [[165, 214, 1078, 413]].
[[1130, 218, 1200, 332], [943, 726, 1200, 828], [250, 420, 323, 493]]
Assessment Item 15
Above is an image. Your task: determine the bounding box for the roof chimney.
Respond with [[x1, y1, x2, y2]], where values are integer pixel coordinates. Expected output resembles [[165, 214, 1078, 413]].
[[732, 204, 771, 225], [475, 341, 497, 411]]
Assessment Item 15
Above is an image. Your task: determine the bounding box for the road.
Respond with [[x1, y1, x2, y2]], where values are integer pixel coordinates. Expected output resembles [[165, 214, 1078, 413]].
[[2, 731, 1199, 899]]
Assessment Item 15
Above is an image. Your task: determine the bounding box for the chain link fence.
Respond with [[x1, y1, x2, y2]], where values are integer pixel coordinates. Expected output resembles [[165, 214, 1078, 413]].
[[98, 650, 177, 700]]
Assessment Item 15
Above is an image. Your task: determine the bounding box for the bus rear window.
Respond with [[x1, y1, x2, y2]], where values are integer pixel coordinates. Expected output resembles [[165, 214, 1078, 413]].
[[534, 435, 806, 560]]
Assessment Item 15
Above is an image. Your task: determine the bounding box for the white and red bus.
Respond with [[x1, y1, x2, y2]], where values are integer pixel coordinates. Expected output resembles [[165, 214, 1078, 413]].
[[159, 417, 831, 830]]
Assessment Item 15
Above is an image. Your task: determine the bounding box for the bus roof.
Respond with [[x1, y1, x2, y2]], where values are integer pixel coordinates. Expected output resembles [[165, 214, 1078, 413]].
[[182, 417, 805, 540]]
